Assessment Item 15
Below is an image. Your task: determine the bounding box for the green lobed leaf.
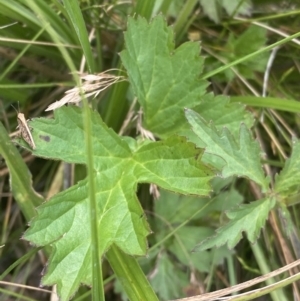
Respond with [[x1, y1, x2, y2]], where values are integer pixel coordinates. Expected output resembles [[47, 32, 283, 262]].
[[178, 95, 254, 168], [193, 94, 254, 140], [120, 15, 255, 147], [194, 198, 276, 251], [23, 106, 213, 300], [185, 109, 269, 191], [275, 138, 300, 198], [120, 15, 208, 138]]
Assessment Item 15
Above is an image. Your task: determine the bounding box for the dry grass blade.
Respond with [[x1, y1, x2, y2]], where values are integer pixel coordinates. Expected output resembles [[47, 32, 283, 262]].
[[0, 280, 53, 294], [171, 259, 300, 301]]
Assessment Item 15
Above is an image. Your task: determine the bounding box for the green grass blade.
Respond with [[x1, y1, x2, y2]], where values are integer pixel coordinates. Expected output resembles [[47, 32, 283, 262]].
[[62, 0, 95, 73], [202, 31, 300, 79], [251, 242, 289, 301], [0, 121, 43, 220], [82, 101, 104, 301], [28, 0, 78, 44], [0, 27, 45, 81], [103, 79, 129, 130], [106, 245, 159, 301], [0, 247, 42, 281], [230, 96, 300, 113], [134, 0, 155, 20], [0, 288, 37, 301], [0, 0, 42, 31], [157, 0, 172, 14], [173, 0, 198, 42]]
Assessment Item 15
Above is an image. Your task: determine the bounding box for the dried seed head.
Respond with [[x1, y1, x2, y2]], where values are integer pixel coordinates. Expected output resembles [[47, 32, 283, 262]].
[[46, 69, 126, 111]]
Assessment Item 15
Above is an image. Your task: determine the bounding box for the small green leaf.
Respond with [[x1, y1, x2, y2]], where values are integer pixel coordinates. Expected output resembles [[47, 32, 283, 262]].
[[23, 106, 213, 300], [168, 226, 215, 272], [169, 226, 232, 272], [231, 26, 267, 65], [275, 138, 300, 198], [223, 25, 268, 80], [222, 0, 252, 16], [120, 15, 208, 137], [153, 186, 240, 272], [185, 109, 269, 190], [199, 0, 251, 23], [205, 25, 268, 81], [150, 251, 189, 300], [154, 185, 243, 226], [194, 198, 276, 251], [199, 0, 220, 23]]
